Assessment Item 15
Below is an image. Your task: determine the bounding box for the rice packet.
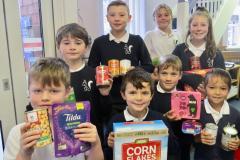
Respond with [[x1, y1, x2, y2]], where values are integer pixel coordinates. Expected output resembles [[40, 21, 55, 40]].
[[52, 101, 91, 157]]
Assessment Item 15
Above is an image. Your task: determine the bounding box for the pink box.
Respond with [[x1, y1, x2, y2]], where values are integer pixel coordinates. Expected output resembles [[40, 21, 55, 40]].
[[171, 91, 201, 119]]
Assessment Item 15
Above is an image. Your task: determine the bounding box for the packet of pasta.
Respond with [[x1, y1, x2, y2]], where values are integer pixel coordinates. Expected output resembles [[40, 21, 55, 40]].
[[52, 101, 91, 157]]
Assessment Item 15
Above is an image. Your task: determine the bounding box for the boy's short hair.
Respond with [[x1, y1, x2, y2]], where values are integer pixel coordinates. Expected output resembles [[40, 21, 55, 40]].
[[204, 68, 232, 90], [107, 0, 130, 14], [121, 67, 154, 95], [157, 54, 182, 73], [56, 23, 91, 48], [28, 57, 71, 88], [153, 3, 172, 19]]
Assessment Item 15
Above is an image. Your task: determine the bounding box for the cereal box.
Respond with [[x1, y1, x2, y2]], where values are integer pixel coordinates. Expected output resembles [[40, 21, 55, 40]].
[[25, 108, 52, 147], [114, 120, 168, 160], [171, 91, 201, 119], [52, 101, 91, 157]]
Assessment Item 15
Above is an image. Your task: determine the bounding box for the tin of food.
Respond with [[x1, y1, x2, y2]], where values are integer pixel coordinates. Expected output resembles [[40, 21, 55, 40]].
[[108, 59, 120, 77], [205, 123, 218, 145], [25, 108, 52, 147], [96, 65, 110, 87], [120, 59, 131, 75], [221, 125, 238, 151]]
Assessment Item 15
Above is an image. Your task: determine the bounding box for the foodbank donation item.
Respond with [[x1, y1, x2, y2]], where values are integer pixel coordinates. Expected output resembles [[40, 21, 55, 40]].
[[171, 91, 201, 119], [113, 120, 168, 160], [52, 101, 91, 157], [25, 108, 52, 147], [182, 120, 202, 135]]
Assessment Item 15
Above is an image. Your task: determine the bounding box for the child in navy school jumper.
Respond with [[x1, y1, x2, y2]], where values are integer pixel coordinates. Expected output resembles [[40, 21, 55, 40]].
[[56, 23, 112, 144], [105, 67, 179, 160], [88, 0, 153, 117], [149, 54, 192, 160], [172, 7, 225, 93], [194, 68, 240, 160]]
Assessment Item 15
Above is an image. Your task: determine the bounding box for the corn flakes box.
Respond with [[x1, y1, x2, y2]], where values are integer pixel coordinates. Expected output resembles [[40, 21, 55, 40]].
[[171, 91, 201, 119], [52, 101, 91, 157], [114, 120, 168, 160]]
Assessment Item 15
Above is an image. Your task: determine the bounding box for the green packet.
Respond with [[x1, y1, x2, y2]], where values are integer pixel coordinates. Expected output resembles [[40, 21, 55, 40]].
[[65, 88, 76, 102], [152, 57, 160, 66]]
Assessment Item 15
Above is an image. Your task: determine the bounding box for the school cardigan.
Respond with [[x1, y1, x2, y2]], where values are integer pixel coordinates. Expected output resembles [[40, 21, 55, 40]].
[[194, 103, 240, 160], [88, 34, 154, 114], [172, 43, 225, 90]]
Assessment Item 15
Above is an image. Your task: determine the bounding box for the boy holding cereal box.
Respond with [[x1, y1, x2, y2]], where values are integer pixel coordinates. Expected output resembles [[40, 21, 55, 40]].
[[105, 68, 178, 160]]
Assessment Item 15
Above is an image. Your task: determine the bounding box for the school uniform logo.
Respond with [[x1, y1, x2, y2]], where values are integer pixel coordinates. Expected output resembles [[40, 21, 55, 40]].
[[82, 80, 93, 92], [124, 44, 133, 55], [207, 58, 213, 68]]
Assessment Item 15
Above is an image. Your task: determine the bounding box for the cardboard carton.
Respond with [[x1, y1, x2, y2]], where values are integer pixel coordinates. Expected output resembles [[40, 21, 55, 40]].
[[171, 91, 201, 119], [114, 120, 168, 160]]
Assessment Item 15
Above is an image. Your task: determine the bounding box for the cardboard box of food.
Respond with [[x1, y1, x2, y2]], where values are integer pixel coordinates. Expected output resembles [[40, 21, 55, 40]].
[[171, 91, 201, 119], [113, 120, 168, 160]]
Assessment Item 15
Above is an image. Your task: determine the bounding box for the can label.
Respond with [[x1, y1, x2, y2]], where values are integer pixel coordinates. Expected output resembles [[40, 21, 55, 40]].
[[120, 59, 131, 74], [96, 65, 109, 86], [26, 108, 52, 147], [108, 59, 120, 77], [221, 126, 238, 151], [190, 56, 201, 70]]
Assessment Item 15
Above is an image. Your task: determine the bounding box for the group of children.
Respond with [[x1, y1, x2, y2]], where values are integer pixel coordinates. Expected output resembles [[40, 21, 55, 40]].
[[3, 0, 240, 160]]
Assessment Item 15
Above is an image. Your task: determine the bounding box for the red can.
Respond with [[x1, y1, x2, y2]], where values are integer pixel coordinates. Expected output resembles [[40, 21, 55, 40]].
[[96, 65, 110, 86]]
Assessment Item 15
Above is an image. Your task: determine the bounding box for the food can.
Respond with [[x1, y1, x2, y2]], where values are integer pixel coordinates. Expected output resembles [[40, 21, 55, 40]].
[[25, 108, 52, 147], [190, 56, 200, 70], [205, 123, 218, 145], [108, 59, 120, 77], [221, 126, 238, 151], [120, 59, 131, 74], [96, 65, 110, 86]]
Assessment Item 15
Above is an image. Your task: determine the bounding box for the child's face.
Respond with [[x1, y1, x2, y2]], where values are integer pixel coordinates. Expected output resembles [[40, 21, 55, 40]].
[[121, 82, 153, 116], [29, 79, 70, 112], [107, 5, 131, 34], [190, 15, 209, 42], [58, 36, 87, 62], [155, 8, 171, 31], [158, 66, 181, 92], [206, 76, 229, 108]]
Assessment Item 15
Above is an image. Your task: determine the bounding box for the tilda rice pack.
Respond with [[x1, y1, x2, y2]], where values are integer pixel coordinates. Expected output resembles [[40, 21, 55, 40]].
[[52, 101, 91, 157], [113, 120, 168, 160]]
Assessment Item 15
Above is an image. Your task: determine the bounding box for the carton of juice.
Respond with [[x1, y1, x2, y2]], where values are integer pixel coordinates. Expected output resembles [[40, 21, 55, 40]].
[[52, 101, 91, 157], [114, 120, 168, 160], [171, 91, 201, 119]]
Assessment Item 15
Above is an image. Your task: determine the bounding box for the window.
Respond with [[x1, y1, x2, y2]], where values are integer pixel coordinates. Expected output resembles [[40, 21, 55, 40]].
[[226, 0, 240, 49], [18, 0, 44, 72]]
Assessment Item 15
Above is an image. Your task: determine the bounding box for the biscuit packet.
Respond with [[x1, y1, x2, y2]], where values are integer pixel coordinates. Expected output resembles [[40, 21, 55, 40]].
[[52, 101, 91, 157]]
